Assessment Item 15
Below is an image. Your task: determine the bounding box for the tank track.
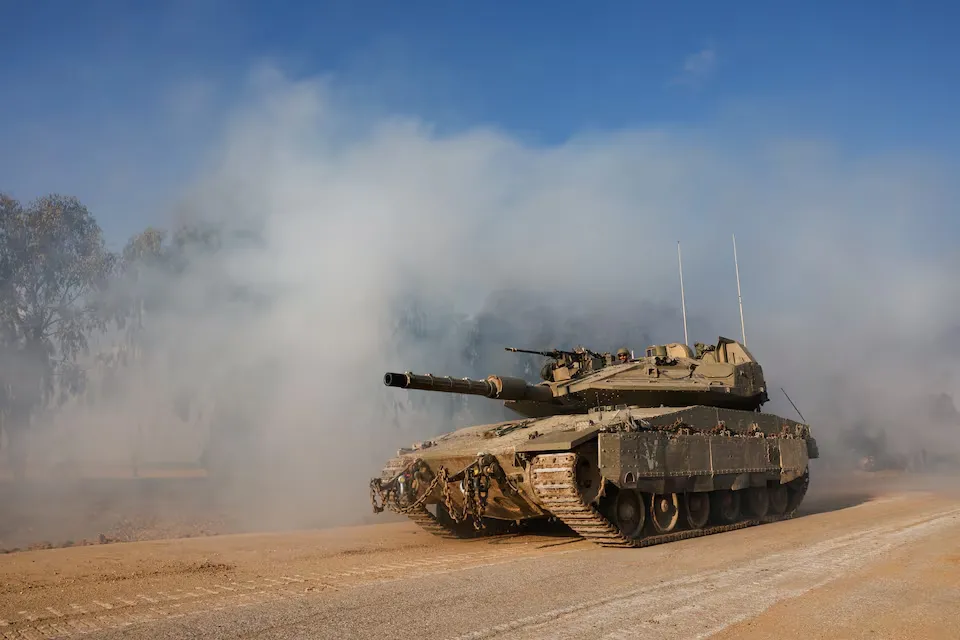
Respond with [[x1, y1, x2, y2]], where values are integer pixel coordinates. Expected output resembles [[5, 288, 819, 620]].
[[402, 506, 503, 540], [530, 452, 806, 548], [404, 506, 469, 539], [398, 451, 809, 546], [406, 504, 528, 540]]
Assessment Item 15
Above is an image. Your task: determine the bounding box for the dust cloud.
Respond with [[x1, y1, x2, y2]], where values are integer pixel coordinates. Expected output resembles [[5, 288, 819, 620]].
[[3, 66, 959, 548]]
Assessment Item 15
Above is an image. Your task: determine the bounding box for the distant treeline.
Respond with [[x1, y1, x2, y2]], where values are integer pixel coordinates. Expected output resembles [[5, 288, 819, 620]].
[[0, 192, 255, 473]]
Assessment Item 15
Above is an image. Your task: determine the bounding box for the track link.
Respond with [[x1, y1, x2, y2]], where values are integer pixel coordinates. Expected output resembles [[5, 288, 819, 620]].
[[531, 452, 800, 548], [405, 507, 464, 539], [403, 505, 512, 540]]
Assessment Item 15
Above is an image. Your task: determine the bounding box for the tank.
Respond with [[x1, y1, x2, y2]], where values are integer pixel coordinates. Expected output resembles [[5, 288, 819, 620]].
[[369, 337, 818, 548]]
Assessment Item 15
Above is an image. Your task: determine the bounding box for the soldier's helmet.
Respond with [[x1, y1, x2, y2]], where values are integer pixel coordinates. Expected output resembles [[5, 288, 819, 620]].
[[616, 347, 630, 362]]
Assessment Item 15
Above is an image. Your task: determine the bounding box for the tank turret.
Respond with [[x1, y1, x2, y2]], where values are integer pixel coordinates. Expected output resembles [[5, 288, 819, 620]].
[[383, 336, 769, 418]]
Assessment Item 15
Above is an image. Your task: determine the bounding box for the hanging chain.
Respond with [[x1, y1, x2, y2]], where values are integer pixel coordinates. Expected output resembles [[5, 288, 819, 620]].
[[370, 453, 515, 530]]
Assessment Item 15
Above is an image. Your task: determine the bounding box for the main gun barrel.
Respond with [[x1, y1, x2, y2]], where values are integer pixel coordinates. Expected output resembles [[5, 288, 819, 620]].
[[383, 371, 555, 404]]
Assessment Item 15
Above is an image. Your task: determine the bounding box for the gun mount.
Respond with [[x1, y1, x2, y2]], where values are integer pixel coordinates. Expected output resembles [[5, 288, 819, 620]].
[[505, 345, 611, 382]]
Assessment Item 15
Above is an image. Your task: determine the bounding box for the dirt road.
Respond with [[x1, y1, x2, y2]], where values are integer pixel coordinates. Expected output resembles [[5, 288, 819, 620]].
[[2, 477, 959, 639]]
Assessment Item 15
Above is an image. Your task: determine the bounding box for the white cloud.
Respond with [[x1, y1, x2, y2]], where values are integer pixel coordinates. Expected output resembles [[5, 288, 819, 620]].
[[674, 46, 718, 87]]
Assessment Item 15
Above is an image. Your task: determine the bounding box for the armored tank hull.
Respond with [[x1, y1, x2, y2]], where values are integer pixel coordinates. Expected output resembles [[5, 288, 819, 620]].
[[371, 403, 818, 547]]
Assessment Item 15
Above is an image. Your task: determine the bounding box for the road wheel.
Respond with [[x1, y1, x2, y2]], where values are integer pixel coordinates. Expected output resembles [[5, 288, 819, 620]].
[[746, 486, 770, 517], [613, 489, 646, 539], [684, 492, 710, 529], [650, 493, 680, 534], [711, 489, 741, 524], [768, 483, 788, 515]]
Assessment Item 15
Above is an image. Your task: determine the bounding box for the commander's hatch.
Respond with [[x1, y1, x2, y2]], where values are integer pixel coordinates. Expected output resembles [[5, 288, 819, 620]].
[[715, 336, 756, 364]]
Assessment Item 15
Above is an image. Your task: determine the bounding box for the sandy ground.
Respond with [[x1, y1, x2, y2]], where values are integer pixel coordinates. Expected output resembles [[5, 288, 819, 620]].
[[0, 476, 231, 551], [0, 470, 386, 552], [1, 471, 959, 639]]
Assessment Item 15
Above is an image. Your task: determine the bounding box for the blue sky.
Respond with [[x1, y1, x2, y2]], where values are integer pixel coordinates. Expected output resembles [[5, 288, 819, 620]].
[[1, 0, 958, 245]]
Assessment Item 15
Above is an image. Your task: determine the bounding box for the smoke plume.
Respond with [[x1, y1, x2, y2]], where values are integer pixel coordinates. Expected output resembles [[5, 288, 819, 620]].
[[8, 65, 960, 542]]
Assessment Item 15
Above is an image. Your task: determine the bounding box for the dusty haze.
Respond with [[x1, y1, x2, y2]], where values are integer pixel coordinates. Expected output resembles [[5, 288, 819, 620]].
[[3, 65, 959, 546]]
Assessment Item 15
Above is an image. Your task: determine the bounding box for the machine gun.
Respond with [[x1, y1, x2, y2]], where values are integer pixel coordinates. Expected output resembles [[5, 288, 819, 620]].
[[504, 345, 611, 382], [504, 346, 604, 359]]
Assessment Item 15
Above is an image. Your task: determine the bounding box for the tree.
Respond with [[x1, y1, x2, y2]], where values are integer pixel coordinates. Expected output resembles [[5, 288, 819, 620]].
[[0, 195, 20, 455], [102, 217, 277, 477], [0, 193, 116, 475], [110, 226, 169, 342]]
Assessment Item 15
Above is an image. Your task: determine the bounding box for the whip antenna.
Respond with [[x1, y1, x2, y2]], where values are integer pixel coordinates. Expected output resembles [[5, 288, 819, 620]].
[[781, 387, 806, 423], [677, 241, 689, 346], [733, 233, 746, 345]]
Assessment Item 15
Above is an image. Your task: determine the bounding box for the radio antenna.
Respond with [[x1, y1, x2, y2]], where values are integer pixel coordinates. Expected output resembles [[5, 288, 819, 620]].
[[733, 233, 746, 346], [677, 240, 689, 346]]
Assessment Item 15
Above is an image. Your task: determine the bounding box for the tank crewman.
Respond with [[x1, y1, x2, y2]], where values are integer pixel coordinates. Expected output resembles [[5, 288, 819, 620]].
[[616, 347, 631, 363]]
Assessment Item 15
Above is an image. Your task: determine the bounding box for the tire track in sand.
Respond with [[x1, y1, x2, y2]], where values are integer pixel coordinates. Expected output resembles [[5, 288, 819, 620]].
[[1, 542, 582, 638], [450, 506, 960, 640]]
